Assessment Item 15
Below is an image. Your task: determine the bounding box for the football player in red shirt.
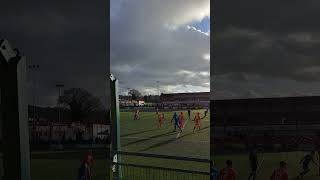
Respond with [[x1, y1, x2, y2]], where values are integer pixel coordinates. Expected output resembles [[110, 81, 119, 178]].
[[270, 161, 288, 180], [192, 112, 201, 133], [219, 160, 236, 180], [178, 112, 185, 129], [157, 113, 165, 128]]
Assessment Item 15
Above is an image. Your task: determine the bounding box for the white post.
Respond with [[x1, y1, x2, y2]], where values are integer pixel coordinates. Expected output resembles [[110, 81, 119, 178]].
[[0, 39, 31, 180]]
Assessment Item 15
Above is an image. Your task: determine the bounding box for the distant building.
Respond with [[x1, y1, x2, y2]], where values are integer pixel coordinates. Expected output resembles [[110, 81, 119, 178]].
[[213, 96, 320, 126], [119, 95, 160, 108], [29, 121, 110, 143], [27, 105, 108, 124], [159, 92, 209, 109], [92, 123, 110, 139], [120, 99, 145, 107], [212, 96, 320, 138]]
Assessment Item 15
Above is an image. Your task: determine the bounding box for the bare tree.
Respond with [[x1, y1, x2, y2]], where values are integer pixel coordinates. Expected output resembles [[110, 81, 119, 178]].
[[128, 89, 141, 100], [58, 88, 103, 122]]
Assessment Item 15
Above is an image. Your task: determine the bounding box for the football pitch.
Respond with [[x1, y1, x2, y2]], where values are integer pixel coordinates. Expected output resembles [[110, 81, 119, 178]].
[[117, 110, 319, 180], [27, 151, 319, 180], [26, 110, 320, 180], [120, 110, 210, 157], [29, 150, 109, 180], [213, 151, 320, 180], [28, 109, 211, 180], [118, 109, 211, 173]]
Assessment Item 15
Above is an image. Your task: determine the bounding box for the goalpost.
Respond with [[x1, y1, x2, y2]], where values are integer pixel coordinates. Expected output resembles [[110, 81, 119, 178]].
[[110, 74, 122, 179], [108, 76, 213, 179]]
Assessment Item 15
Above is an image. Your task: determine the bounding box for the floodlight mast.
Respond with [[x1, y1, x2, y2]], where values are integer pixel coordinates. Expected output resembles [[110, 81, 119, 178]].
[[56, 84, 64, 124], [110, 73, 122, 179]]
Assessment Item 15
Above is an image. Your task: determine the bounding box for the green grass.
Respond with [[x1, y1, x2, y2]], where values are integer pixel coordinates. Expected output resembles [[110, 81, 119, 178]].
[[116, 110, 318, 180], [30, 150, 109, 180], [14, 109, 320, 180], [29, 151, 320, 180], [117, 110, 211, 178], [120, 110, 210, 158], [11, 109, 320, 180], [213, 151, 320, 180], [31, 159, 108, 180], [29, 110, 210, 180]]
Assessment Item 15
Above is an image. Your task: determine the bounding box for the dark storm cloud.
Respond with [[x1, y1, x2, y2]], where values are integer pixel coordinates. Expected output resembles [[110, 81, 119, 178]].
[[213, 0, 320, 34], [111, 0, 210, 95], [212, 0, 320, 99], [1, 0, 109, 107]]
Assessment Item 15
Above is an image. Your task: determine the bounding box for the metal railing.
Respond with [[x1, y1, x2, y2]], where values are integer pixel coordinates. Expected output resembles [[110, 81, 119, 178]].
[[110, 151, 211, 180]]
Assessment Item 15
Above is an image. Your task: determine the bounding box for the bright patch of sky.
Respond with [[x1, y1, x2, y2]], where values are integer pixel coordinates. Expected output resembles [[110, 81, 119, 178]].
[[190, 16, 210, 34], [111, 0, 210, 95]]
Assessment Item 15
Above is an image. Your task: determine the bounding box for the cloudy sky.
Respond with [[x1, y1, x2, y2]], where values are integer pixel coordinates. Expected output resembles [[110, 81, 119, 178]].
[[1, 0, 109, 107], [213, 0, 320, 100], [111, 0, 210, 95]]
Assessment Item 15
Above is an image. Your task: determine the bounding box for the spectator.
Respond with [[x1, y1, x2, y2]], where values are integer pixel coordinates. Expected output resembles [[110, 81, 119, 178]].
[[211, 161, 219, 180], [77, 152, 94, 180], [219, 160, 236, 180], [270, 161, 288, 180]]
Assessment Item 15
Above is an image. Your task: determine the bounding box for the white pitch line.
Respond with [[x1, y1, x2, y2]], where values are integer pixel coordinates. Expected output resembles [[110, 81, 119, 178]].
[[176, 133, 181, 138]]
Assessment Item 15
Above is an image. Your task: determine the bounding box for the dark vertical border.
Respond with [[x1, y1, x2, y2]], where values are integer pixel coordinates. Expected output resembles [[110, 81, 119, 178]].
[[106, 0, 110, 179], [210, 0, 215, 165]]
